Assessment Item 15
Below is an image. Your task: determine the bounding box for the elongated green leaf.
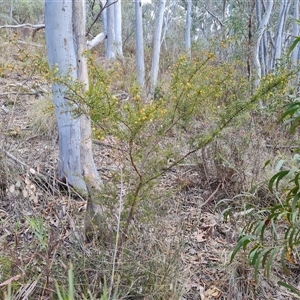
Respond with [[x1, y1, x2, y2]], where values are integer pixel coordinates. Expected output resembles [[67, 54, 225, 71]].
[[291, 194, 300, 215], [254, 248, 271, 281], [248, 245, 259, 265], [278, 281, 300, 296], [291, 207, 300, 225], [269, 171, 289, 191], [287, 37, 300, 56], [271, 219, 278, 241], [290, 115, 300, 134], [285, 225, 293, 242], [266, 246, 280, 278], [263, 160, 271, 169], [242, 238, 252, 251], [293, 225, 300, 245], [230, 235, 256, 263], [261, 248, 273, 269], [288, 226, 297, 249], [279, 103, 300, 121]]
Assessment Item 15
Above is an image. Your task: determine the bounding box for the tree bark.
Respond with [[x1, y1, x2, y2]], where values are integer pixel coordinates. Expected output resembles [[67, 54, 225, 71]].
[[185, 0, 192, 58], [135, 0, 145, 88], [114, 0, 123, 57], [272, 0, 291, 69], [150, 0, 166, 97], [254, 0, 273, 87], [45, 0, 86, 192], [292, 0, 299, 66], [106, 0, 116, 59], [45, 0, 104, 239]]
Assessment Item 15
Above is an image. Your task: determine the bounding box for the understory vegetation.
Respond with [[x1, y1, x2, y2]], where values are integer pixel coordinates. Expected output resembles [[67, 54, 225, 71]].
[[1, 29, 300, 300]]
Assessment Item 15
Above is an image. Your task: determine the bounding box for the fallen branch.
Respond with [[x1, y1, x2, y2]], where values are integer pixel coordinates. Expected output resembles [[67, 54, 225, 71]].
[[87, 32, 106, 50], [0, 40, 43, 48], [200, 182, 222, 208], [0, 91, 42, 97], [0, 23, 105, 50], [0, 23, 45, 29], [0, 146, 86, 201]]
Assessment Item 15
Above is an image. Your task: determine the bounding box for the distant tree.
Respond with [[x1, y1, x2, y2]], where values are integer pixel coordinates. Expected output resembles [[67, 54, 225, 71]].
[[114, 0, 123, 57], [292, 0, 300, 66], [103, 0, 123, 59], [150, 0, 166, 96], [254, 0, 273, 86], [271, 0, 291, 70], [185, 0, 192, 58], [135, 0, 145, 88], [106, 0, 116, 59]]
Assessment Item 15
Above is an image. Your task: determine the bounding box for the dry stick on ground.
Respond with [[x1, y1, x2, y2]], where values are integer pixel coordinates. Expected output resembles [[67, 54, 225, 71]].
[[199, 182, 222, 208], [0, 92, 42, 96], [0, 146, 85, 201]]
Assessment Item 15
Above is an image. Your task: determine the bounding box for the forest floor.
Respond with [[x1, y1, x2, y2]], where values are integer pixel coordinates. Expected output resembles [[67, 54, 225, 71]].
[[1, 63, 300, 300]]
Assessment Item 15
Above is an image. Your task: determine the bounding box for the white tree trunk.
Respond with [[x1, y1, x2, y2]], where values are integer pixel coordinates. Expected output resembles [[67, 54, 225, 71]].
[[45, 0, 103, 238], [292, 0, 299, 65], [185, 0, 192, 57], [101, 0, 108, 53], [114, 0, 123, 57], [254, 0, 273, 86], [45, 0, 86, 192], [272, 0, 291, 69], [106, 0, 116, 59], [73, 0, 104, 233], [150, 0, 166, 96], [135, 0, 145, 88]]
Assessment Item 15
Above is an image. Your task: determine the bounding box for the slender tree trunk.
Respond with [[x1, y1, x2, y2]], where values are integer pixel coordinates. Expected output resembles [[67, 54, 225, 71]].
[[254, 0, 273, 87], [292, 0, 299, 66], [45, 0, 86, 192], [185, 0, 192, 58], [106, 0, 116, 59], [135, 0, 145, 88], [114, 0, 123, 57], [256, 0, 265, 76], [45, 0, 103, 239], [101, 0, 108, 53], [150, 0, 166, 97], [247, 1, 255, 81], [272, 0, 291, 69]]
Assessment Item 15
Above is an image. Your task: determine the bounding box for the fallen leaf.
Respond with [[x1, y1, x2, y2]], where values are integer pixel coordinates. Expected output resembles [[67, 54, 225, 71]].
[[194, 231, 206, 242], [22, 188, 28, 198], [9, 184, 15, 193]]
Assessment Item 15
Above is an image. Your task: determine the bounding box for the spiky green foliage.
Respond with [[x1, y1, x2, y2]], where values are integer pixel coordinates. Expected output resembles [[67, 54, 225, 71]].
[[230, 97, 300, 297]]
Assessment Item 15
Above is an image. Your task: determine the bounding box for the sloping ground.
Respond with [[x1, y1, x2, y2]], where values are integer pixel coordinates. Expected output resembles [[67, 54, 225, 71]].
[[0, 71, 300, 300]]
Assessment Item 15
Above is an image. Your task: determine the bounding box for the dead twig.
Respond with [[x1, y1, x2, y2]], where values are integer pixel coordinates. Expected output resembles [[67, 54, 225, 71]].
[[200, 182, 222, 208]]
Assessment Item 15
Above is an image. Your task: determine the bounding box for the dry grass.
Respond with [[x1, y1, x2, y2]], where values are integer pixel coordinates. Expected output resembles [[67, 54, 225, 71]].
[[27, 96, 57, 138]]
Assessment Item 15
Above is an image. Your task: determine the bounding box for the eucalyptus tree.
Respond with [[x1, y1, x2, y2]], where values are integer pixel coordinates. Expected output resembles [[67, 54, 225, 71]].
[[114, 0, 123, 56], [135, 0, 145, 87], [106, 0, 116, 59], [185, 0, 192, 57], [150, 0, 166, 96], [254, 0, 273, 86], [45, 0, 103, 237], [272, 0, 291, 69], [292, 0, 300, 66]]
